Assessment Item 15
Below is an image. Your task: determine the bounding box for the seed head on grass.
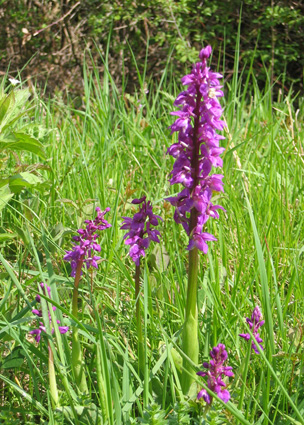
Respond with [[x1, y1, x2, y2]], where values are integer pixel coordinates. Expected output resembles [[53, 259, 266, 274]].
[[166, 45, 226, 252], [239, 306, 265, 354], [63, 207, 111, 276], [121, 196, 162, 265], [197, 343, 234, 404], [30, 283, 69, 343]]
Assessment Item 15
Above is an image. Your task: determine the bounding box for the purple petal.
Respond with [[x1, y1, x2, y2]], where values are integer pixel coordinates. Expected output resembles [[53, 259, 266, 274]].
[[58, 326, 69, 334], [199, 45, 212, 60], [217, 389, 230, 403], [131, 196, 146, 204], [197, 388, 211, 404], [239, 333, 250, 341]]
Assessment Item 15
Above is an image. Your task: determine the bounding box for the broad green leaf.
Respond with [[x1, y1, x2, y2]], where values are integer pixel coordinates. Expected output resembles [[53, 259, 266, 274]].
[[0, 132, 45, 158], [0, 178, 9, 188], [0, 184, 14, 212], [8, 172, 43, 193], [13, 88, 31, 110], [1, 347, 26, 370], [0, 88, 30, 132], [0, 91, 15, 125], [1, 108, 31, 133]]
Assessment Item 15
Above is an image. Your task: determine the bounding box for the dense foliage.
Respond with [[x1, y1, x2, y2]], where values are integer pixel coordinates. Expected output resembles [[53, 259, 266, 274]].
[[1, 0, 303, 95]]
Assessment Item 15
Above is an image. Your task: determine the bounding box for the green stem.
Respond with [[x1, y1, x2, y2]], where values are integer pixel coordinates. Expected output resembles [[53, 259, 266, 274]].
[[238, 344, 251, 413], [71, 257, 88, 393], [48, 342, 59, 407], [135, 263, 145, 377], [181, 246, 199, 394], [96, 344, 109, 422]]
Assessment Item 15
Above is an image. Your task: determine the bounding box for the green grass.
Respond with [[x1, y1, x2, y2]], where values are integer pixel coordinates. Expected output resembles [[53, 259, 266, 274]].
[[0, 44, 303, 424]]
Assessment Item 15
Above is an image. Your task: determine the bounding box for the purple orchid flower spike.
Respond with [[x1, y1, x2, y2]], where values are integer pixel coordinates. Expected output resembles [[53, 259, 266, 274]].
[[121, 196, 162, 265], [64, 207, 111, 277], [63, 208, 111, 393], [166, 45, 226, 252], [29, 283, 69, 343], [121, 196, 162, 376], [197, 343, 234, 404], [239, 306, 265, 354], [170, 46, 227, 393]]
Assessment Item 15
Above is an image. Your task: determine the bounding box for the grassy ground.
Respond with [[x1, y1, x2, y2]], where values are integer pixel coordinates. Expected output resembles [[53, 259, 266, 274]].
[[0, 47, 303, 424]]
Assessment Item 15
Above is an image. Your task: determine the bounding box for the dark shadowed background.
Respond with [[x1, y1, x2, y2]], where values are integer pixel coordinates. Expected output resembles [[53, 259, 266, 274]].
[[1, 0, 303, 97]]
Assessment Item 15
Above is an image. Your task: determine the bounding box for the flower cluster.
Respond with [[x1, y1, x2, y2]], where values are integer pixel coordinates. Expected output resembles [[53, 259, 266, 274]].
[[166, 45, 225, 252], [239, 306, 265, 354], [64, 207, 111, 277], [121, 196, 162, 266], [30, 283, 69, 343], [197, 343, 233, 404]]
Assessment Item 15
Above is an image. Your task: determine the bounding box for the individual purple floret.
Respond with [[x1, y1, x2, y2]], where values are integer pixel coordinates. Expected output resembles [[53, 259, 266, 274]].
[[64, 207, 111, 277], [29, 283, 69, 343], [121, 196, 162, 266], [197, 343, 234, 404], [239, 306, 265, 354], [166, 45, 226, 252]]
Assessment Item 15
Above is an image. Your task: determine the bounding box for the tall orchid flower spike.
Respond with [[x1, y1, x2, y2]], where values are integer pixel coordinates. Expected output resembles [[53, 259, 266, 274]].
[[121, 196, 162, 376], [197, 343, 234, 405], [64, 207, 111, 277], [121, 196, 162, 265], [166, 45, 225, 252], [167, 45, 226, 394], [239, 306, 265, 354], [63, 206, 111, 394]]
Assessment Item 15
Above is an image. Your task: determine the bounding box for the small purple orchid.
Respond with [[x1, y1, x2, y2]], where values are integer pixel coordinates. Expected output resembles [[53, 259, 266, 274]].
[[166, 45, 225, 252], [239, 306, 265, 354], [29, 283, 69, 343], [197, 343, 234, 404], [64, 207, 111, 277], [121, 196, 162, 266]]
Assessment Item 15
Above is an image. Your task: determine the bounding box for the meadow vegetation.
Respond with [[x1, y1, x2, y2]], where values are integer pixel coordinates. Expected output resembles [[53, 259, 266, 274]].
[[0, 40, 303, 424]]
